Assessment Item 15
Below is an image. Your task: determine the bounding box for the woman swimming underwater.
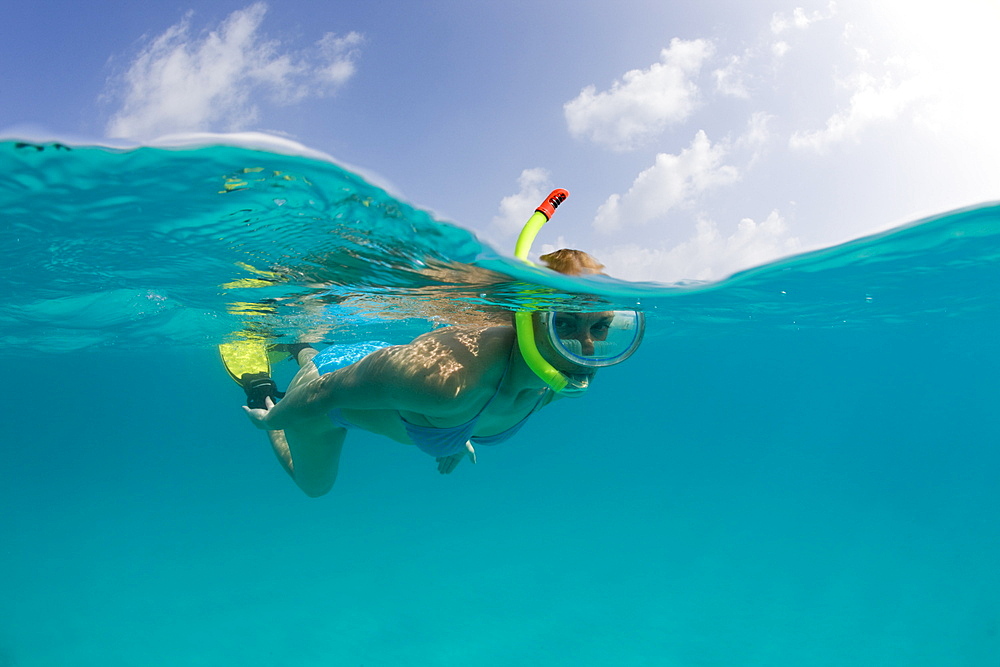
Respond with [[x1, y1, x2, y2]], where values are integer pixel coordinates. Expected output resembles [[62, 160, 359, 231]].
[[241, 194, 644, 496]]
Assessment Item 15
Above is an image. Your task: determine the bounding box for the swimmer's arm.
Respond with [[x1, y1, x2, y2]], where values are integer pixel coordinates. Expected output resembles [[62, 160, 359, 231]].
[[250, 348, 458, 431]]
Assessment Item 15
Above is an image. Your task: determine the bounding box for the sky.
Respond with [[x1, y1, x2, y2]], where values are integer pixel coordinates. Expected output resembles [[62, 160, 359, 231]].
[[2, 0, 999, 282]]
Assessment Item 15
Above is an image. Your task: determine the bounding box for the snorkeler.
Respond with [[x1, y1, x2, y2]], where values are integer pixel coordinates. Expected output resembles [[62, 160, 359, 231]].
[[237, 192, 645, 496]]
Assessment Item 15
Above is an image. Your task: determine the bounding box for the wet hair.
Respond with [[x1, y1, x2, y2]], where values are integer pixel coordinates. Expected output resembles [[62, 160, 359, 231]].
[[539, 249, 605, 276]]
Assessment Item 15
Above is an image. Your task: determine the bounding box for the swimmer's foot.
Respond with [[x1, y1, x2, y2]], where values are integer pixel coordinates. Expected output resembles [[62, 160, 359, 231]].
[[240, 372, 284, 409], [272, 342, 316, 364]]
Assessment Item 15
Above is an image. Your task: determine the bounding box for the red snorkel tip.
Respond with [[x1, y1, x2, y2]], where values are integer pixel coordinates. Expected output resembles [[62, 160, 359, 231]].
[[535, 189, 569, 220]]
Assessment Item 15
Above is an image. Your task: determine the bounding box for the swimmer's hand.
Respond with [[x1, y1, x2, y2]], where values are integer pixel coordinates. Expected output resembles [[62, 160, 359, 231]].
[[436, 441, 476, 475], [243, 395, 275, 430]]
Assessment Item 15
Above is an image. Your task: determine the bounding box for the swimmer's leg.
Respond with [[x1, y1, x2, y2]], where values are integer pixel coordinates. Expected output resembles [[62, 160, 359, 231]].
[[264, 344, 342, 497], [268, 423, 346, 498], [284, 344, 320, 391], [242, 341, 352, 496], [267, 429, 296, 478]]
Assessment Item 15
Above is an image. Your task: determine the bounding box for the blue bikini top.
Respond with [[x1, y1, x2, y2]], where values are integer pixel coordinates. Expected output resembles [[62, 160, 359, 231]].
[[400, 347, 547, 458]]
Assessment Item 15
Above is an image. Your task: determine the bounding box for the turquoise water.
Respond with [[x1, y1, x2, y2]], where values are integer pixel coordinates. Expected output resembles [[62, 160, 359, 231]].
[[1, 139, 998, 665]]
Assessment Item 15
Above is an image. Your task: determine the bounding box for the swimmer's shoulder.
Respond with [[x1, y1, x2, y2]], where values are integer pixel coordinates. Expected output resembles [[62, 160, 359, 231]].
[[390, 325, 513, 401], [413, 325, 513, 365]]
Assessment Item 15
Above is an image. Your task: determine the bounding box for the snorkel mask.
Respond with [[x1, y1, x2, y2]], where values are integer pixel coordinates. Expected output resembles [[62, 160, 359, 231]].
[[513, 190, 645, 397]]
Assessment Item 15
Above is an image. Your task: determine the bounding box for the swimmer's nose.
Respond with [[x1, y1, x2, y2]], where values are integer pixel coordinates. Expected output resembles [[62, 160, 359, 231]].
[[578, 335, 595, 356]]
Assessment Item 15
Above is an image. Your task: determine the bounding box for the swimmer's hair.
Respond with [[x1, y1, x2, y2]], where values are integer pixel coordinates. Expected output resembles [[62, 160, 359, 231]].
[[539, 249, 605, 276]]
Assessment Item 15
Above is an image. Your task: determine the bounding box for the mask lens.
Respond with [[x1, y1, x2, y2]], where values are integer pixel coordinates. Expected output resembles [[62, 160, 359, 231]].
[[545, 310, 644, 368]]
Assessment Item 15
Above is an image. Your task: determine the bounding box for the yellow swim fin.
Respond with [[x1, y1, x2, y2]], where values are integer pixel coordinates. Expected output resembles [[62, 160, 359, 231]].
[[219, 339, 282, 409], [219, 339, 271, 384]]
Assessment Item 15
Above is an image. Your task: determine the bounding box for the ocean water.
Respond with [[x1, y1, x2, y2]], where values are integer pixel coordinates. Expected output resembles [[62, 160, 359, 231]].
[[1, 138, 998, 666]]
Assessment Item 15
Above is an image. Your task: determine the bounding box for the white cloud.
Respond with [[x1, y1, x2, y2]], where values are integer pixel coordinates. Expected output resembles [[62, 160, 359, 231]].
[[712, 53, 751, 98], [770, 3, 837, 35], [491, 168, 553, 235], [730, 111, 773, 171], [593, 131, 739, 234], [737, 111, 772, 150], [315, 32, 364, 87], [768, 3, 837, 59], [105, 3, 362, 139], [715, 4, 839, 98], [600, 210, 801, 282], [564, 38, 714, 152], [789, 58, 923, 153], [863, 1, 1000, 154]]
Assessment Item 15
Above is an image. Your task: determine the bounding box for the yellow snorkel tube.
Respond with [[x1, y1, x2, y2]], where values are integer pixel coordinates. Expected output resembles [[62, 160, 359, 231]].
[[514, 189, 567, 262], [514, 189, 572, 393]]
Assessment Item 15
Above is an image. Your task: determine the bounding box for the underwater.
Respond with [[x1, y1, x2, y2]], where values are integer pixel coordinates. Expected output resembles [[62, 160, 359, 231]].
[[1, 137, 998, 666]]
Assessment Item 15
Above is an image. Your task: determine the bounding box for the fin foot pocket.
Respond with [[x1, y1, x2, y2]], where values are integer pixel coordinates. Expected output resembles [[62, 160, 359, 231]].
[[241, 372, 284, 409]]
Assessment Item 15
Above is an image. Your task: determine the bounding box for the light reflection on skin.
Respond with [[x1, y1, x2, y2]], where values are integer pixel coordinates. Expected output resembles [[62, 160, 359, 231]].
[[366, 334, 473, 393]]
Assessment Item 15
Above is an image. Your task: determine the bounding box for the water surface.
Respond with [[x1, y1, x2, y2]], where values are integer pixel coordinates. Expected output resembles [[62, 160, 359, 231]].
[[1, 138, 997, 666]]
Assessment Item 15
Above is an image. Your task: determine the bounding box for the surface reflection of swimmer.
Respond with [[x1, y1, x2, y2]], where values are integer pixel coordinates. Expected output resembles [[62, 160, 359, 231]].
[[236, 193, 645, 497]]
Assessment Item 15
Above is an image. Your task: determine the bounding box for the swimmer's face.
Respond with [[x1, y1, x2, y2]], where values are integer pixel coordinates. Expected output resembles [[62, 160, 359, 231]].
[[551, 311, 613, 356], [533, 310, 613, 374]]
